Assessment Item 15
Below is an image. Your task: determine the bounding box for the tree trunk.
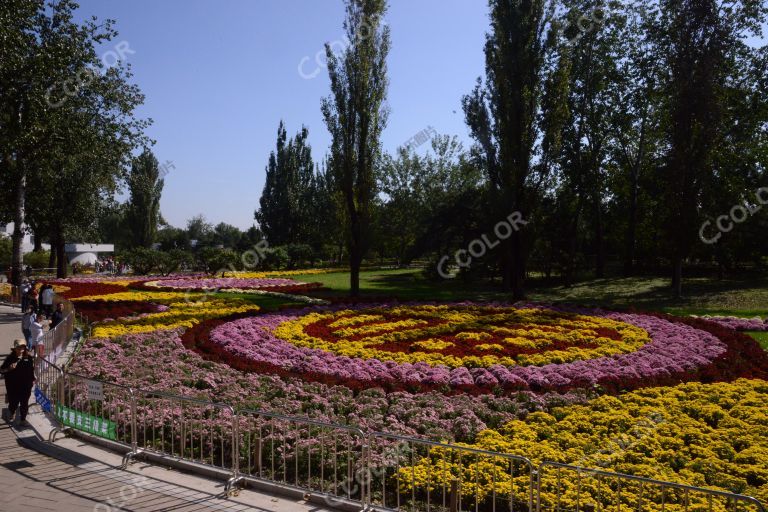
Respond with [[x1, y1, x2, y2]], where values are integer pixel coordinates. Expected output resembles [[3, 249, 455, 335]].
[[56, 237, 67, 278], [348, 209, 361, 297], [349, 245, 361, 297], [10, 167, 26, 286], [511, 231, 525, 300], [671, 256, 683, 298], [48, 235, 57, 270], [623, 167, 639, 276], [500, 238, 512, 291], [595, 202, 605, 278], [565, 211, 580, 287]]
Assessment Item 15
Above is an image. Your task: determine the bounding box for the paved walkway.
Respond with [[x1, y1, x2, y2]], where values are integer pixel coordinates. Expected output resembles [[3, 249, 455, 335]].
[[0, 305, 338, 511]]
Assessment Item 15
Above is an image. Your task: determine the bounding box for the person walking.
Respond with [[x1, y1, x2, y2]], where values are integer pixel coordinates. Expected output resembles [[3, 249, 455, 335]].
[[50, 302, 65, 329], [29, 313, 46, 356], [20, 280, 31, 312], [28, 284, 39, 314], [1, 339, 36, 426], [21, 305, 36, 345], [41, 284, 55, 316]]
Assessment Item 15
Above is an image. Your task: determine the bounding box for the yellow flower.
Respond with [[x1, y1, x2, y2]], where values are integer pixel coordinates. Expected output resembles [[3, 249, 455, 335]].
[[399, 379, 768, 505], [90, 297, 259, 337], [271, 305, 651, 368]]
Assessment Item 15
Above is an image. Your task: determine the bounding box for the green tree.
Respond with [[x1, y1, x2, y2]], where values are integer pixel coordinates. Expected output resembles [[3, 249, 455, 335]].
[[462, 0, 562, 298], [321, 0, 390, 296], [255, 122, 314, 246], [156, 249, 193, 276], [156, 225, 190, 251], [212, 222, 243, 249], [198, 247, 239, 276], [186, 215, 213, 247], [123, 247, 161, 275], [1, 0, 148, 280], [126, 149, 164, 248], [650, 0, 767, 295]]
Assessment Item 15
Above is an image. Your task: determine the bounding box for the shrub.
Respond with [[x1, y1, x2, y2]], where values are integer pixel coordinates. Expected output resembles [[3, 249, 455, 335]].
[[259, 246, 289, 270], [285, 244, 314, 268], [156, 249, 194, 276], [123, 247, 162, 275], [23, 250, 51, 269], [198, 247, 240, 275]]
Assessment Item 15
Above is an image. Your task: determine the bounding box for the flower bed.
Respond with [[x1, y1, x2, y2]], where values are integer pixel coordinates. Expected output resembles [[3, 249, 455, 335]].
[[694, 315, 768, 332], [135, 276, 325, 297], [70, 328, 588, 441], [74, 300, 169, 323], [59, 278, 768, 504], [201, 303, 766, 394], [402, 379, 768, 504], [88, 297, 260, 338], [144, 277, 307, 290]]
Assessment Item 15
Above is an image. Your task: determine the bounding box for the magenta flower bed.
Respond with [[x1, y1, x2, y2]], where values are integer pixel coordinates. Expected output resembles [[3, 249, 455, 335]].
[[70, 329, 588, 441], [207, 302, 727, 393], [151, 277, 303, 290], [698, 316, 768, 332]]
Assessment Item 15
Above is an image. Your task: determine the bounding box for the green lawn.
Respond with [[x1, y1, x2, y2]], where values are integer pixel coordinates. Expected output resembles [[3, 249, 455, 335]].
[[212, 292, 302, 311], [289, 267, 768, 349], [301, 267, 768, 315], [748, 331, 768, 350]]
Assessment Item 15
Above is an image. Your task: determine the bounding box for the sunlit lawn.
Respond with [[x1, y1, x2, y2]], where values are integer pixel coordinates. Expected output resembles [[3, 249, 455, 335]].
[[748, 331, 768, 350], [301, 267, 768, 313], [288, 267, 768, 348]]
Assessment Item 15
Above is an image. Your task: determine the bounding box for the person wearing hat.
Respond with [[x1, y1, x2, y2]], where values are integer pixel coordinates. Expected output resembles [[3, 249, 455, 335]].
[[1, 339, 36, 426]]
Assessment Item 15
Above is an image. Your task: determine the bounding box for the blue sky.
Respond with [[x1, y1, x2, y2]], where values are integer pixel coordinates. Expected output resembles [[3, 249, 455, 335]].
[[74, 1, 490, 230]]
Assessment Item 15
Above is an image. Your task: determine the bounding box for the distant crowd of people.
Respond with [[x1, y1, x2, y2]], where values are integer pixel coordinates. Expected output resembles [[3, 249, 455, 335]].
[[92, 257, 126, 275], [18, 280, 65, 355]]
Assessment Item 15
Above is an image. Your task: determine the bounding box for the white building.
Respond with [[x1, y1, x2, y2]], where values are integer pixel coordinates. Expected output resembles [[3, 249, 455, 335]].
[[0, 223, 50, 254], [1, 224, 113, 265], [65, 244, 115, 266]]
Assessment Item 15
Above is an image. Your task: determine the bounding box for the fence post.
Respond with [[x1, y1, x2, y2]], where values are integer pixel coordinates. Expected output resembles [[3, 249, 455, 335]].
[[233, 409, 240, 482], [225, 407, 243, 495], [57, 368, 66, 408], [130, 388, 138, 455], [449, 479, 459, 512], [361, 435, 369, 509]]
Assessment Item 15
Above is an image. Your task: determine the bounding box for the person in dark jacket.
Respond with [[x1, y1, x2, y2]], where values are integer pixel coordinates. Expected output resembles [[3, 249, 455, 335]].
[[50, 302, 65, 329], [1, 339, 36, 426]]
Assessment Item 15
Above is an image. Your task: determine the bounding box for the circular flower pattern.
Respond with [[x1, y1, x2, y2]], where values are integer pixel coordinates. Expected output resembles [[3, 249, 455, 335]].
[[273, 305, 651, 368], [207, 302, 728, 393], [144, 277, 303, 290]]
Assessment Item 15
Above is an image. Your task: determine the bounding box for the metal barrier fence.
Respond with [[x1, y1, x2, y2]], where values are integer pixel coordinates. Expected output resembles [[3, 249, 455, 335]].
[[36, 362, 767, 512], [37, 310, 74, 365], [368, 432, 535, 512], [536, 462, 766, 512], [130, 389, 238, 478], [237, 408, 368, 505], [50, 371, 134, 448]]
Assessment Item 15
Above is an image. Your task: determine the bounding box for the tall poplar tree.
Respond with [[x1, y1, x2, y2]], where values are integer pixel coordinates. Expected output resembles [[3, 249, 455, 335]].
[[255, 121, 313, 246], [321, 0, 390, 296], [656, 0, 727, 296], [462, 0, 560, 298], [127, 149, 164, 248]]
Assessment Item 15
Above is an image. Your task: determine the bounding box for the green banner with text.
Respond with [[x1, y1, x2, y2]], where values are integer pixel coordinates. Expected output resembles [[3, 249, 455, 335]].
[[55, 404, 117, 440]]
